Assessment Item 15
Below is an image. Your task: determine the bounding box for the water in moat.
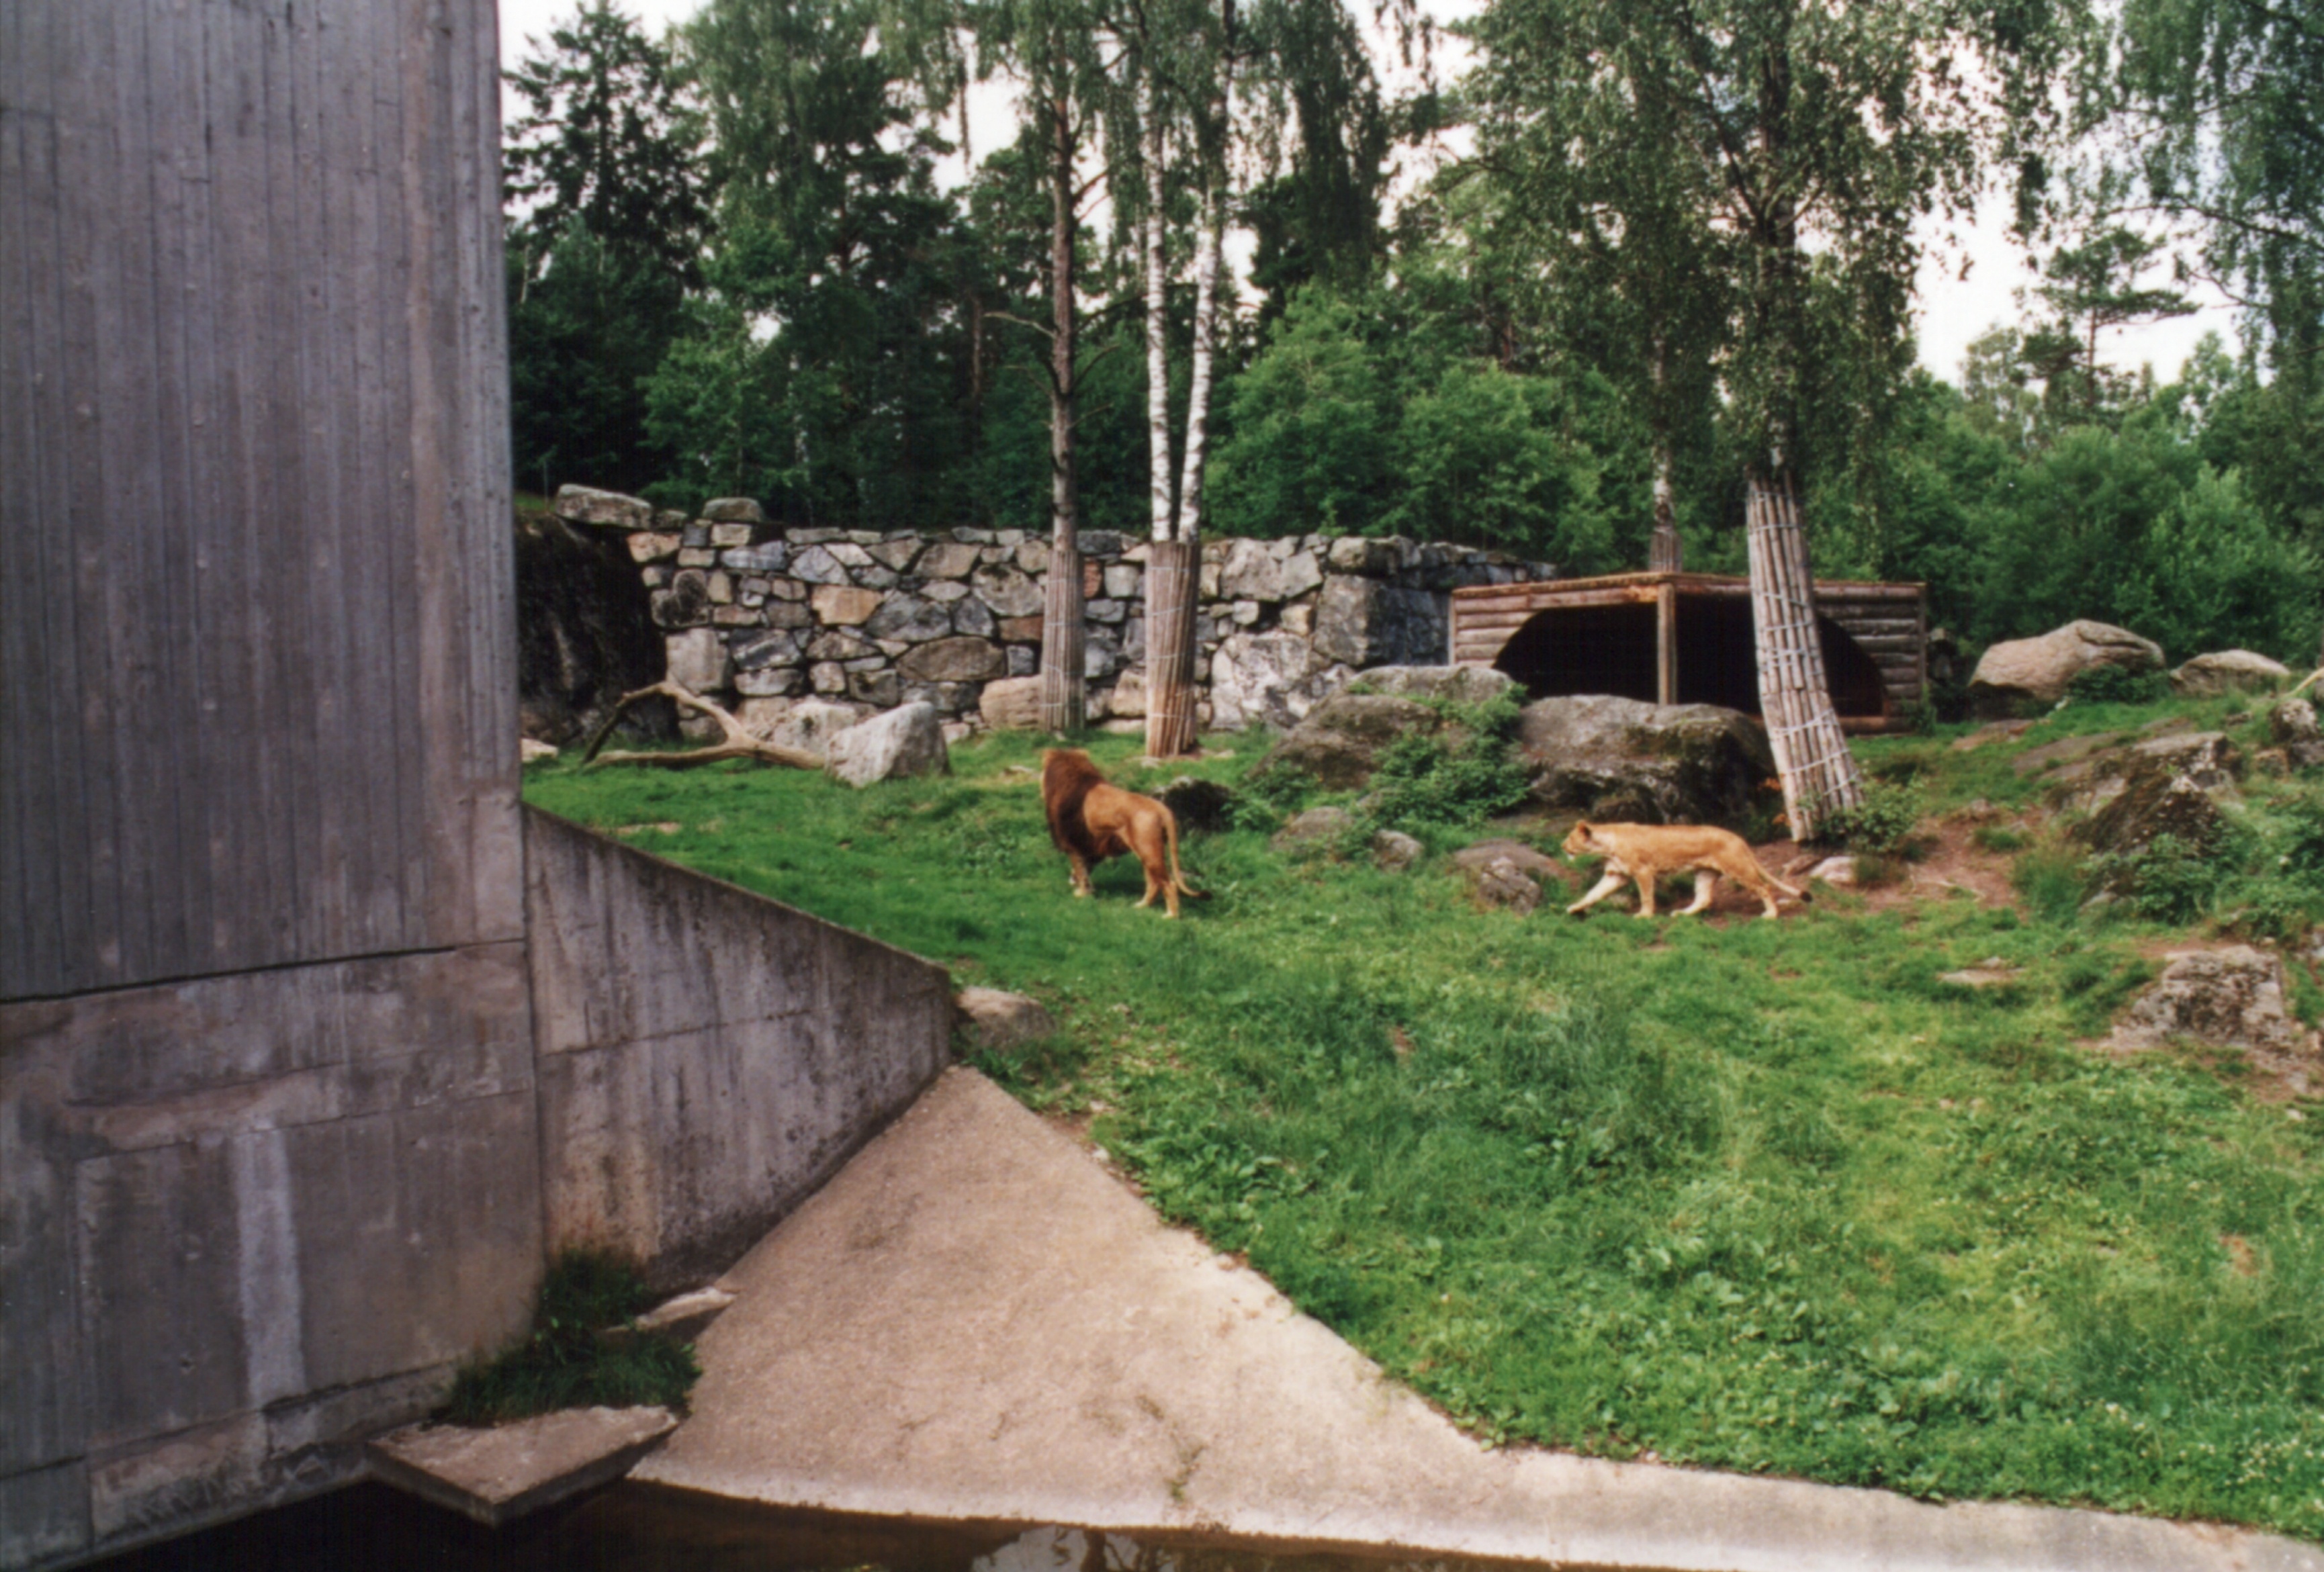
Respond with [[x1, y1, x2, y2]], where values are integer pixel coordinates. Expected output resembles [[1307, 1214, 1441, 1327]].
[[83, 1483, 1552, 1572]]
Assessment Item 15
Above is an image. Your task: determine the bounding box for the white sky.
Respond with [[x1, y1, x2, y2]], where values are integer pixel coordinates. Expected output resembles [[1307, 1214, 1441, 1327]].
[[495, 0, 2238, 387]]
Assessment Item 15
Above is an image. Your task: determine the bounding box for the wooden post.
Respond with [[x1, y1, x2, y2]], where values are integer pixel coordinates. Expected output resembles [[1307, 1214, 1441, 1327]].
[[1656, 580, 1678, 706], [1746, 477, 1865, 841], [1143, 540, 1200, 757]]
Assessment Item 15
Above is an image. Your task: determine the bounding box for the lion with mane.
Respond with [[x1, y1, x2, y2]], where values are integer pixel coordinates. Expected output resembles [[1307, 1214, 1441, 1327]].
[[1040, 748, 1204, 918]]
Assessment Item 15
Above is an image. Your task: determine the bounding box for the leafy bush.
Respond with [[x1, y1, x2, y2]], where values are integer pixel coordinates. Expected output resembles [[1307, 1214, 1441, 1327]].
[[1361, 692, 1532, 833], [2065, 663, 2170, 706], [1820, 780, 1924, 856], [442, 1250, 699, 1424], [2086, 832, 2231, 924]]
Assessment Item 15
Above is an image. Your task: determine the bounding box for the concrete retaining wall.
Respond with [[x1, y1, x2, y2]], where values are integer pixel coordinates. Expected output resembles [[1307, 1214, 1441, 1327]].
[[1, 819, 952, 1570], [525, 809, 954, 1289]]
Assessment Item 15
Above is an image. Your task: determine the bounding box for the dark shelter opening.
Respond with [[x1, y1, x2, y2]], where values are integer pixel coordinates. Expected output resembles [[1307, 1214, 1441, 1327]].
[[1491, 597, 1891, 721]]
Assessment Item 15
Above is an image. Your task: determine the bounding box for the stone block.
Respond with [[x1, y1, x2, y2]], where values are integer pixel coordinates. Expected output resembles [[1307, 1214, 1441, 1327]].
[[682, 522, 711, 548], [1089, 598, 1124, 623], [979, 676, 1044, 730], [1081, 530, 1124, 557], [811, 585, 885, 626], [1281, 602, 1314, 637], [899, 637, 1007, 684], [999, 616, 1044, 643], [866, 538, 923, 571], [973, 567, 1043, 618], [951, 596, 995, 638], [924, 580, 969, 604], [766, 577, 807, 601], [709, 522, 756, 549], [713, 606, 762, 627], [953, 526, 999, 544], [1280, 551, 1323, 599], [552, 486, 652, 530], [1008, 645, 1037, 676], [733, 630, 802, 671], [764, 600, 813, 630], [664, 628, 728, 694], [369, 1407, 676, 1528], [856, 565, 898, 590], [810, 662, 847, 694], [1231, 600, 1261, 625], [651, 575, 710, 629], [825, 542, 874, 568], [735, 667, 804, 699], [827, 703, 949, 787], [789, 528, 844, 545], [676, 548, 717, 569], [1218, 539, 1287, 601], [790, 545, 852, 586], [865, 596, 952, 643], [627, 532, 681, 564], [707, 571, 733, 604], [804, 630, 878, 663], [847, 669, 903, 708], [720, 543, 789, 573], [918, 541, 983, 580], [700, 497, 766, 524], [1016, 539, 1050, 575], [1103, 565, 1142, 600]]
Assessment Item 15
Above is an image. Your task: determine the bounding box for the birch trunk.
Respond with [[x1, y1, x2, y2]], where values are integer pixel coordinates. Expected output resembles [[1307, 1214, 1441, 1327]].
[[1038, 86, 1085, 733], [1143, 67, 1173, 547], [1647, 340, 1681, 571], [1746, 474, 1863, 840]]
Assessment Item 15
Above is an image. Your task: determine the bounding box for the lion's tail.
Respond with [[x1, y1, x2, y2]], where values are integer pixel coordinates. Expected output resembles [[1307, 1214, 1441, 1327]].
[[1771, 874, 1811, 904], [1166, 808, 1208, 900]]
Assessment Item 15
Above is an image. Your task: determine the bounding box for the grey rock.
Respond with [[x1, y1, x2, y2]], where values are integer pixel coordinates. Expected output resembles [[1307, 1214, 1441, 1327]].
[[701, 497, 766, 524], [952, 526, 999, 544], [1104, 565, 1143, 600], [809, 661, 847, 694], [1016, 539, 1051, 575], [1089, 598, 1125, 624], [1259, 694, 1443, 790], [1273, 806, 1353, 849], [553, 484, 653, 530], [1007, 645, 1037, 677], [682, 522, 711, 548], [1372, 830, 1425, 872], [732, 630, 802, 671], [1516, 695, 1777, 831], [2110, 947, 2307, 1058], [1081, 530, 1125, 557], [826, 702, 950, 787], [805, 629, 879, 662], [790, 527, 844, 545], [865, 595, 954, 643], [1231, 600, 1261, 625], [1327, 536, 1398, 575], [923, 580, 971, 604], [1356, 665, 1517, 706], [1218, 539, 1288, 601], [1968, 620, 2165, 717], [847, 668, 902, 708], [1279, 551, 1323, 600], [973, 566, 1044, 618], [709, 522, 756, 549], [764, 698, 864, 755], [791, 545, 852, 585], [955, 988, 1059, 1054], [866, 537, 924, 571], [733, 666, 803, 698], [1210, 631, 1352, 732], [2172, 649, 2292, 697], [763, 600, 813, 631], [2072, 766, 2235, 864], [825, 542, 875, 568], [1806, 856, 1860, 887], [951, 596, 996, 637], [2271, 698, 2321, 744], [856, 565, 899, 590], [899, 637, 1007, 684], [1472, 857, 1541, 915], [919, 541, 984, 580], [979, 676, 1044, 731], [664, 628, 729, 694], [652, 575, 712, 629], [676, 547, 718, 568], [1312, 575, 1447, 667]]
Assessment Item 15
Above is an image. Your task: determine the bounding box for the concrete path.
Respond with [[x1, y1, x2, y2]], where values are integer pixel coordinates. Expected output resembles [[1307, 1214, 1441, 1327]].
[[639, 1068, 2323, 1572]]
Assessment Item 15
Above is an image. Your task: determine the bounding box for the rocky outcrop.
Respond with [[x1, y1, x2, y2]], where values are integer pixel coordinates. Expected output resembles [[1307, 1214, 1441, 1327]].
[[1469, 857, 1543, 915], [825, 702, 948, 787], [1210, 632, 1352, 732], [1259, 694, 1443, 790], [2110, 948, 2306, 1054], [1515, 696, 1777, 831], [2170, 649, 2290, 697], [516, 512, 671, 747], [1351, 665, 1517, 706], [954, 988, 1058, 1054], [1967, 620, 2164, 717]]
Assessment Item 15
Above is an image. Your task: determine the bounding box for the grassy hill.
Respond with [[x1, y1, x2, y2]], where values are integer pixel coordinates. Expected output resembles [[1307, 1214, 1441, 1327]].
[[524, 689, 2324, 1543]]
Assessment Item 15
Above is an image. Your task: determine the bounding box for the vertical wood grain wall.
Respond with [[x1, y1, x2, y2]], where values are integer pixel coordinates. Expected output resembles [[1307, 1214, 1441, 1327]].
[[1, 0, 518, 1002]]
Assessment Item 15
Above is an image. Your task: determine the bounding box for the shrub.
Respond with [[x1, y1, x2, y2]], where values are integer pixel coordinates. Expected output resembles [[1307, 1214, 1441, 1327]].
[[2086, 831, 2231, 924], [1361, 692, 1531, 834], [1972, 824, 2026, 853], [1821, 780, 1924, 856], [2065, 663, 2170, 706], [2012, 840, 2090, 923]]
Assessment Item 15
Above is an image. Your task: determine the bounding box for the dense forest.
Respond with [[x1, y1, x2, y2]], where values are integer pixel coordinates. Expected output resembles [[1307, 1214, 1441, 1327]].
[[504, 0, 2324, 682]]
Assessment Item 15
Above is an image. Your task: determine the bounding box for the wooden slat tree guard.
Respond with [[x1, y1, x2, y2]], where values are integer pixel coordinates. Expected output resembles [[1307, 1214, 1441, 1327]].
[[1143, 541, 1202, 757], [1746, 478, 1866, 839]]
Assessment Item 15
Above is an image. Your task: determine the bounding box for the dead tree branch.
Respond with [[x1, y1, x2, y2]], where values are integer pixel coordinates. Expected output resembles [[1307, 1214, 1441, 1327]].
[[582, 681, 825, 770]]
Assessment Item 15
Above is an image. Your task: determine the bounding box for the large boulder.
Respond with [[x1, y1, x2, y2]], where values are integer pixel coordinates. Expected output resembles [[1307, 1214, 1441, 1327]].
[[759, 698, 864, 757], [955, 988, 1058, 1054], [2109, 947, 2306, 1056], [1209, 632, 1352, 732], [551, 483, 654, 530], [2049, 731, 2242, 817], [515, 513, 669, 746], [1258, 694, 1442, 790], [979, 676, 1044, 731], [1311, 576, 1447, 667], [1515, 696, 1775, 831], [825, 702, 949, 787], [2170, 649, 2291, 697], [2070, 763, 2235, 863], [1353, 665, 1517, 706], [1967, 620, 2163, 718]]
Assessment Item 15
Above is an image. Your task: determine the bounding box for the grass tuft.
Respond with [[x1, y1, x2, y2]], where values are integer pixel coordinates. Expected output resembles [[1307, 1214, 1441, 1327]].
[[441, 1250, 699, 1425]]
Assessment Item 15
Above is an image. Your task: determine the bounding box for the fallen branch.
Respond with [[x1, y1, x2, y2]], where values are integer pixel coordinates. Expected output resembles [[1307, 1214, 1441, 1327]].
[[582, 681, 824, 771], [2289, 668, 2323, 699]]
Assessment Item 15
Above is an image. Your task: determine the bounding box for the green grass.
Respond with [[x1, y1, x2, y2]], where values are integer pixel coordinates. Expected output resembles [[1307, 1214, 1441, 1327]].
[[526, 723, 2324, 1541], [442, 1250, 700, 1424]]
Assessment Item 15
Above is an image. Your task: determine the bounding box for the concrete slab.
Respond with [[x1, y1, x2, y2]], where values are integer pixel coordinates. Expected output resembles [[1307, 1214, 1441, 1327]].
[[641, 1068, 2323, 1572], [369, 1406, 676, 1526]]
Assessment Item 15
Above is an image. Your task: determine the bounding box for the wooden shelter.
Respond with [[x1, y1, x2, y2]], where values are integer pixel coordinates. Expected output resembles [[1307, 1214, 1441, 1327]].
[[1449, 571, 1927, 733]]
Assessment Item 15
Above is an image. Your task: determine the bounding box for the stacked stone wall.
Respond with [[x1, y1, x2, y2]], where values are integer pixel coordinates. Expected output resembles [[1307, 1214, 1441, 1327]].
[[552, 486, 1558, 737]]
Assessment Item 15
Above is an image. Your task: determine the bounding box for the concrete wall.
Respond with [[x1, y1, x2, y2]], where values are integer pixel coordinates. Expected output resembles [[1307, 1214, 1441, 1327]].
[[525, 808, 954, 1291]]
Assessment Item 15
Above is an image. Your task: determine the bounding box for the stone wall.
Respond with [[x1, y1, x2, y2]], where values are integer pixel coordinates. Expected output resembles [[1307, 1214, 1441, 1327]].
[[550, 487, 1557, 737], [0, 814, 953, 1571]]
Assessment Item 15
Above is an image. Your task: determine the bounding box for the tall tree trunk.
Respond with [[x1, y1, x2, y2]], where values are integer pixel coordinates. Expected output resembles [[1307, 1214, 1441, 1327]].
[[1648, 339, 1681, 571], [1143, 67, 1173, 547], [1145, 24, 1231, 760], [1038, 86, 1085, 733]]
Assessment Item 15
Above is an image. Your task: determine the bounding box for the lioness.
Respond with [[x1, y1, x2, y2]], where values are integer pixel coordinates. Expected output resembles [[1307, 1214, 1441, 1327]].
[[1562, 821, 1808, 920], [1040, 749, 1206, 918]]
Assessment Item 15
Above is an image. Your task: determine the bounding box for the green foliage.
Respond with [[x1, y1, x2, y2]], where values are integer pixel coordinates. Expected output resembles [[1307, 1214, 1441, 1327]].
[[1359, 693, 1533, 833], [2012, 840, 2092, 925], [1822, 780, 1924, 858], [523, 735, 2324, 1542], [441, 1250, 699, 1424], [2067, 664, 2170, 706], [2087, 832, 2231, 925]]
